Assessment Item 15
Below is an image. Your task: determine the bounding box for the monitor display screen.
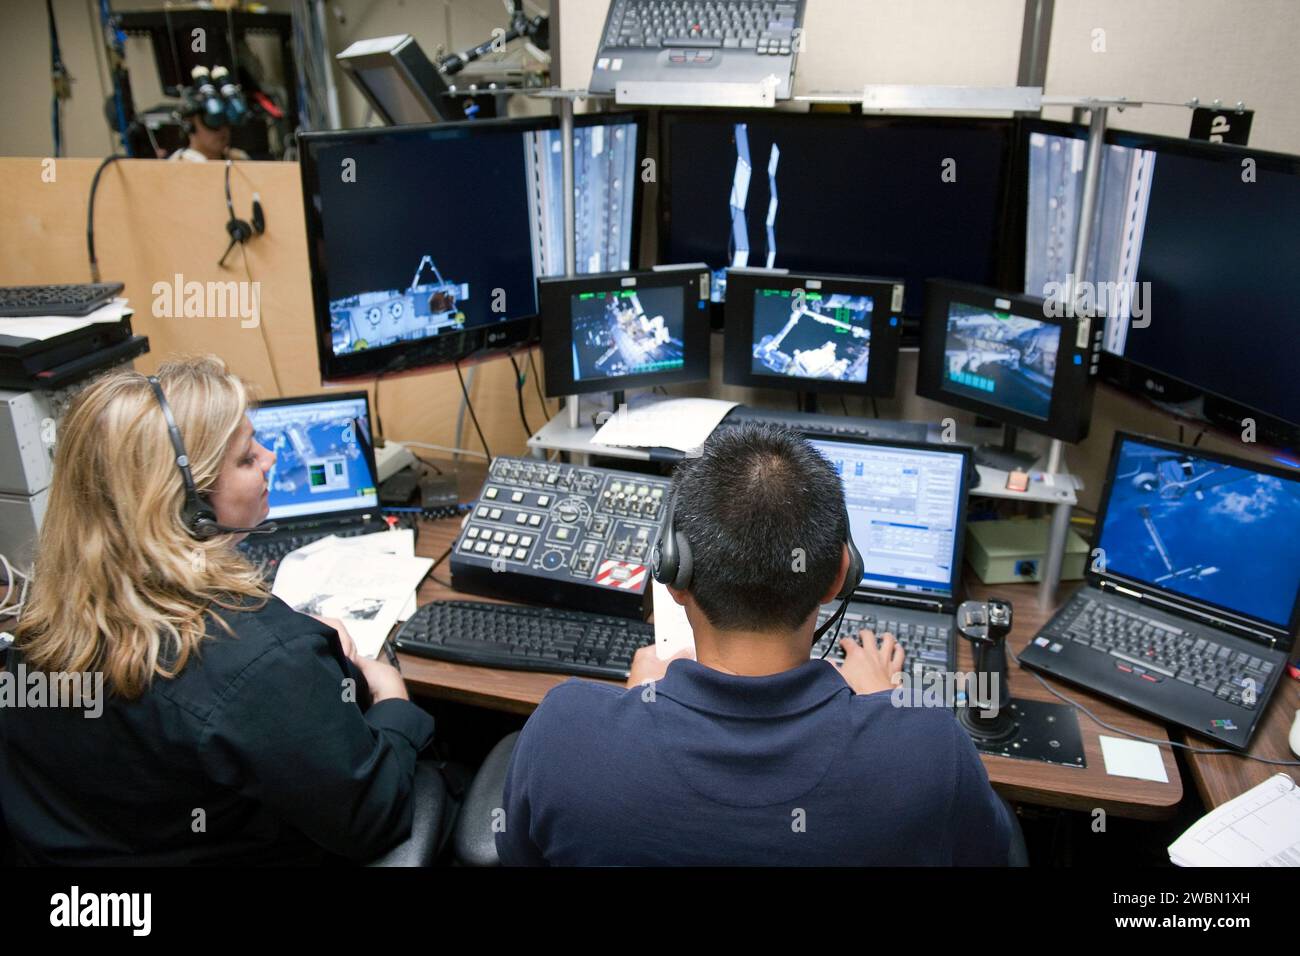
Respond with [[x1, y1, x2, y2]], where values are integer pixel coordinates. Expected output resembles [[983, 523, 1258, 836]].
[[810, 438, 967, 600], [300, 114, 642, 379], [750, 287, 874, 383], [1022, 124, 1300, 433], [570, 286, 686, 382], [941, 301, 1060, 421], [1097, 437, 1300, 628], [662, 113, 1012, 316], [249, 396, 379, 520]]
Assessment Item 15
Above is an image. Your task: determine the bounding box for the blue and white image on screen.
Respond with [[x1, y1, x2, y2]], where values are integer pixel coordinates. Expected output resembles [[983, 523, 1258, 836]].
[[942, 302, 1060, 420], [250, 397, 379, 521], [751, 288, 873, 383], [1098, 439, 1300, 626], [810, 439, 965, 599], [571, 287, 685, 382]]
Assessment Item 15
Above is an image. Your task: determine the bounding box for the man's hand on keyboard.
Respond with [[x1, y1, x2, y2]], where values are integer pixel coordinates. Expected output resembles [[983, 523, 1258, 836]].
[[832, 630, 904, 696]]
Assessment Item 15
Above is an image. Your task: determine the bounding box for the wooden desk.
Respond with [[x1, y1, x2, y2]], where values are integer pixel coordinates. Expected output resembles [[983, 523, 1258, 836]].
[[401, 515, 1187, 819], [1180, 680, 1300, 808]]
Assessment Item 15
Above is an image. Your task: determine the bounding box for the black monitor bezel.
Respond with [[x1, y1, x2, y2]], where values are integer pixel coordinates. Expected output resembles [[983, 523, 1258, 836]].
[[537, 267, 712, 397], [916, 278, 1098, 443], [249, 390, 381, 523], [722, 269, 905, 396], [1090, 430, 1300, 644], [656, 109, 1019, 328], [298, 112, 648, 384], [804, 432, 973, 608]]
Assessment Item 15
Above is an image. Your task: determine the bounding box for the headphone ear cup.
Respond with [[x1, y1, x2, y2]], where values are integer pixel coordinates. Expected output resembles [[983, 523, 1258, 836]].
[[183, 500, 220, 540], [672, 530, 693, 591], [839, 534, 864, 601], [226, 217, 253, 244], [250, 196, 265, 235]]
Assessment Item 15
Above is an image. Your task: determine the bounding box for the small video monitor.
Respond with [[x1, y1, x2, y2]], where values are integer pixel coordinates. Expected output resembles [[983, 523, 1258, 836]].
[[722, 269, 904, 395], [916, 279, 1102, 443], [537, 267, 712, 396]]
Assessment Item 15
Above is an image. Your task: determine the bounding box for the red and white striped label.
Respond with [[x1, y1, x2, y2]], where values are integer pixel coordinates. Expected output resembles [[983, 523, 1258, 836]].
[[594, 560, 647, 591]]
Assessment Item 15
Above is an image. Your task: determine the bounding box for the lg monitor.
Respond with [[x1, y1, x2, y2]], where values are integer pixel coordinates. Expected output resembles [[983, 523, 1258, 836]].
[[722, 269, 904, 396], [537, 267, 712, 397]]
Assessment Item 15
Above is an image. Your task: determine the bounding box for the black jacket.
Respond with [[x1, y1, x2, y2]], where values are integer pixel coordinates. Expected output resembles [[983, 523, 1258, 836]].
[[0, 596, 434, 865]]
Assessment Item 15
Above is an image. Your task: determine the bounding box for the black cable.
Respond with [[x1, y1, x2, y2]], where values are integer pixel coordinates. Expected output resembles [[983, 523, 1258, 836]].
[[1192, 428, 1206, 447], [238, 242, 283, 396], [839, 394, 848, 416], [527, 347, 547, 415], [454, 359, 492, 460], [87, 154, 125, 281], [507, 351, 533, 437], [871, 396, 880, 419], [429, 543, 454, 589]]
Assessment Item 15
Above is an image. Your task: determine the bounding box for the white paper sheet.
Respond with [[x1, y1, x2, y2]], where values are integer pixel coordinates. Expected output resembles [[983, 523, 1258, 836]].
[[592, 398, 738, 453], [1169, 773, 1300, 866], [1098, 734, 1169, 783], [271, 530, 431, 659], [0, 298, 131, 342]]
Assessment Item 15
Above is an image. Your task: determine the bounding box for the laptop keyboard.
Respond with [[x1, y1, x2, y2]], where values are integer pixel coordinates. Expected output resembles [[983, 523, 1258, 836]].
[[238, 525, 376, 580], [606, 0, 800, 52], [812, 608, 951, 677], [1050, 596, 1274, 709]]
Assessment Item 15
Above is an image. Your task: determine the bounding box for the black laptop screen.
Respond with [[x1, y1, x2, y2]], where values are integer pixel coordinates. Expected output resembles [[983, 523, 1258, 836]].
[[250, 395, 379, 521], [1097, 437, 1300, 628]]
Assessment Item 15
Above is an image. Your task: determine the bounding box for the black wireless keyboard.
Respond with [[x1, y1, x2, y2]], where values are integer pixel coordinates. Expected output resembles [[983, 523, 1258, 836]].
[[393, 600, 656, 680], [0, 283, 124, 318]]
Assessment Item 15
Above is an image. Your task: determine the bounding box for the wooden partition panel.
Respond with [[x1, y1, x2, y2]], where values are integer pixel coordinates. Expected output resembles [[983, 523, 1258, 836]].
[[0, 157, 554, 458]]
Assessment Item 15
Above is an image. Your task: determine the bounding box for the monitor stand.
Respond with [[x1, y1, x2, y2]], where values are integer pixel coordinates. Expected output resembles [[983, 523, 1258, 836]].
[[974, 424, 1039, 472]]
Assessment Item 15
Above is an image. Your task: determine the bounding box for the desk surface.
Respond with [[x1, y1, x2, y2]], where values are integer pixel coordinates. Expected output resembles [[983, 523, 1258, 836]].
[[404, 516, 1199, 819]]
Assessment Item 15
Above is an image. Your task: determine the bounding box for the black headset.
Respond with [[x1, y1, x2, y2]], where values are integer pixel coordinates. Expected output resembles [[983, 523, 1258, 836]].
[[146, 376, 275, 540], [220, 159, 264, 267], [650, 487, 864, 646]]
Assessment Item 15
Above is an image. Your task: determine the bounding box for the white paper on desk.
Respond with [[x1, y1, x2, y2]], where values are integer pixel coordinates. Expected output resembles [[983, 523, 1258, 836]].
[[651, 578, 696, 661], [592, 398, 738, 453], [272, 534, 431, 659], [0, 298, 131, 342], [1098, 734, 1169, 783], [1169, 773, 1300, 866]]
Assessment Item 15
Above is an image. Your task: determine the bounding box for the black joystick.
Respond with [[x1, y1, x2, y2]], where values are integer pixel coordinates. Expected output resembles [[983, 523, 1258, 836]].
[[956, 598, 1018, 744]]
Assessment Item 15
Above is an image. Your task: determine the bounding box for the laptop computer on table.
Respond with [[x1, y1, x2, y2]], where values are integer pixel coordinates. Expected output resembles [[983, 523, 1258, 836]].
[[806, 436, 973, 681], [1020, 432, 1300, 750], [237, 391, 391, 578]]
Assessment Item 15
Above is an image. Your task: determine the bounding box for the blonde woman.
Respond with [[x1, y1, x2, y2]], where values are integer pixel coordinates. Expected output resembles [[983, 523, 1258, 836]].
[[0, 357, 432, 865]]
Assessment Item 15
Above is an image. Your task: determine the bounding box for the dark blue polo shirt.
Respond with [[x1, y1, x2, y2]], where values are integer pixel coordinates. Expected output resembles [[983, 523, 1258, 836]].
[[497, 658, 1011, 866]]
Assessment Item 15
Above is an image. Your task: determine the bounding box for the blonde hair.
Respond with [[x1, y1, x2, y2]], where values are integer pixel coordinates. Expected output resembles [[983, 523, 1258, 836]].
[[15, 355, 269, 698]]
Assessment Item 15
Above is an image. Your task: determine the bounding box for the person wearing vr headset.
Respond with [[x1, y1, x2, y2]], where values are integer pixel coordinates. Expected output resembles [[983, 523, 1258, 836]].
[[0, 357, 431, 865], [497, 424, 1012, 866], [170, 65, 250, 163]]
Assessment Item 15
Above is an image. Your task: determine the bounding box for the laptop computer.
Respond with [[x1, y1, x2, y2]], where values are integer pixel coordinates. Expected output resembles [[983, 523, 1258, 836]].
[[237, 391, 391, 577], [1020, 432, 1300, 750], [589, 0, 806, 101], [806, 436, 973, 680]]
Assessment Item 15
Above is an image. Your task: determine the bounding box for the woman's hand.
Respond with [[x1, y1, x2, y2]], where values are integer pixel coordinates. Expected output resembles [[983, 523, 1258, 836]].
[[309, 615, 357, 663], [353, 655, 409, 703]]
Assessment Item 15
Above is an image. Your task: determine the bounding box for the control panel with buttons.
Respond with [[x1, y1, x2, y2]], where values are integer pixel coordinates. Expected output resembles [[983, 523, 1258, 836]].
[[450, 456, 671, 617]]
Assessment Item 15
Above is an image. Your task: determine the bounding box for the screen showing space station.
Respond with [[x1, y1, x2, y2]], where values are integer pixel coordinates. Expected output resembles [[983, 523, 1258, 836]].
[[750, 287, 873, 383], [311, 117, 639, 359], [941, 302, 1060, 421], [1097, 438, 1300, 626], [570, 287, 686, 382], [663, 115, 1010, 315], [249, 396, 379, 521]]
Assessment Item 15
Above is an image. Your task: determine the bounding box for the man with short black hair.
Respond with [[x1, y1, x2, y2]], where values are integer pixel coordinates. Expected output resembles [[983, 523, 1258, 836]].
[[497, 424, 1012, 866]]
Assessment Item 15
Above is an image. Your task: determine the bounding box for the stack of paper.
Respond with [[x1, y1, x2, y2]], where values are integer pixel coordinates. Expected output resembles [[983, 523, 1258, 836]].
[[270, 529, 432, 659], [0, 297, 132, 343], [1168, 773, 1300, 866], [592, 397, 738, 453]]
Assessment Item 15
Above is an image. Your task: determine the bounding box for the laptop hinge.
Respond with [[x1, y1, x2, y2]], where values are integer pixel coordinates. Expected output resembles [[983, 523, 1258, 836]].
[[855, 591, 949, 615]]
